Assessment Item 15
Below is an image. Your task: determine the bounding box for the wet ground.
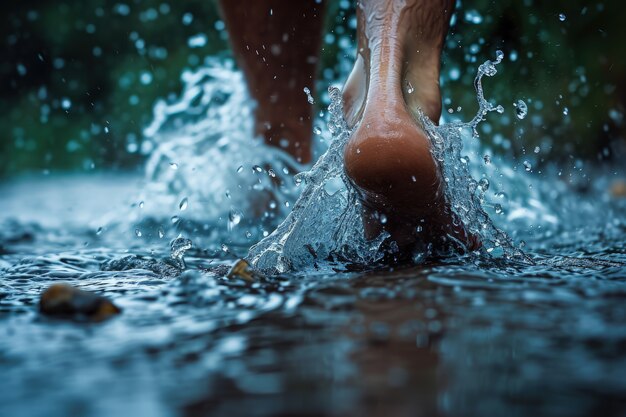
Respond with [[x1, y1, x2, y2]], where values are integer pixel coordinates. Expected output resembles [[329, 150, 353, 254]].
[[1, 174, 626, 417]]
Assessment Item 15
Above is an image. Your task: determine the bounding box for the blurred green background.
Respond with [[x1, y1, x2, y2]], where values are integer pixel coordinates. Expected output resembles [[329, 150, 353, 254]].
[[1, 0, 624, 179]]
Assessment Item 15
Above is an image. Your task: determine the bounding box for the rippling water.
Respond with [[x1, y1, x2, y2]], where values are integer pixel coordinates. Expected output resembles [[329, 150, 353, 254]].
[[2, 56, 626, 416]]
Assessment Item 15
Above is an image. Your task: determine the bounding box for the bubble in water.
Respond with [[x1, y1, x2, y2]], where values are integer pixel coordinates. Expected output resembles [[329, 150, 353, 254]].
[[236, 165, 244, 173], [170, 236, 192, 269], [139, 201, 144, 208], [179, 197, 188, 211], [169, 162, 179, 170], [313, 125, 322, 135], [559, 13, 566, 21], [171, 215, 180, 224], [514, 99, 528, 119], [96, 227, 103, 235], [252, 165, 263, 173], [483, 154, 491, 165], [303, 87, 315, 104], [135, 228, 142, 237], [158, 227, 165, 239], [534, 146, 541, 153], [523, 160, 532, 171], [494, 204, 503, 214]]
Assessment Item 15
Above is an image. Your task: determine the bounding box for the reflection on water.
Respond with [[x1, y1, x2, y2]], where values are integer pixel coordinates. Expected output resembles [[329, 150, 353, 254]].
[[1, 175, 625, 417]]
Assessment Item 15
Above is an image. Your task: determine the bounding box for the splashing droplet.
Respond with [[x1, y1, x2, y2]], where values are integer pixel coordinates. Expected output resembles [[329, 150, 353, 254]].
[[523, 160, 532, 171], [563, 107, 569, 116], [559, 13, 566, 21], [303, 87, 315, 104], [478, 178, 490, 192], [514, 99, 528, 119], [179, 197, 188, 211], [170, 236, 192, 269]]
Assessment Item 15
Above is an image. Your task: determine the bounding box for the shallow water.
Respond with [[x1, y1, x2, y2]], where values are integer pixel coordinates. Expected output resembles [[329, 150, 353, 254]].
[[3, 53, 626, 416], [2, 170, 626, 417]]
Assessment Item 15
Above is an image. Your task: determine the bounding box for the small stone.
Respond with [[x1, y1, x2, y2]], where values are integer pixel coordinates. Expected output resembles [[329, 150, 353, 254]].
[[39, 283, 121, 321], [226, 259, 262, 283]]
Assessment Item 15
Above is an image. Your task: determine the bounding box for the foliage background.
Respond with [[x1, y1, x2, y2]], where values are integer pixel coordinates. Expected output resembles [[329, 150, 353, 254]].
[[1, 0, 624, 178]]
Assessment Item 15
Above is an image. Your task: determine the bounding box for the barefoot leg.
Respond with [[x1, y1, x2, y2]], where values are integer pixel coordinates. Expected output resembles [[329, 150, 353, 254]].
[[342, 0, 473, 252], [218, 0, 326, 164]]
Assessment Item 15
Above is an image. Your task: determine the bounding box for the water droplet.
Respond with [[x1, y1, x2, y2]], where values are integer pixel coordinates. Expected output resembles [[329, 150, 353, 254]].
[[229, 210, 242, 226], [171, 215, 180, 223], [139, 201, 144, 208], [478, 178, 490, 192], [96, 227, 103, 235], [495, 105, 504, 114], [494, 203, 503, 214], [380, 214, 388, 224], [405, 81, 415, 94], [563, 107, 569, 116], [245, 231, 252, 239], [237, 165, 244, 173], [135, 228, 142, 237], [523, 160, 532, 171], [170, 236, 192, 269], [179, 197, 188, 211], [534, 146, 541, 153], [170, 162, 179, 170], [411, 176, 417, 182], [303, 87, 315, 104], [252, 165, 263, 173], [104, 126, 109, 133], [514, 99, 528, 119], [483, 154, 491, 165], [61, 98, 72, 110], [558, 13, 566, 21], [158, 227, 165, 239], [416, 225, 423, 233], [268, 168, 276, 178], [313, 125, 322, 135], [221, 243, 229, 253]]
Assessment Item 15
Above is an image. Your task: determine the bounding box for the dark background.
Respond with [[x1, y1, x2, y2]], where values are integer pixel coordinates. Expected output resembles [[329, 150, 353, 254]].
[[1, 0, 625, 179]]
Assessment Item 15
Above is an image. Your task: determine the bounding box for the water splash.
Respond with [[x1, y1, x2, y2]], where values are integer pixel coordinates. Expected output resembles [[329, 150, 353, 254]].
[[130, 58, 305, 248], [248, 51, 528, 273]]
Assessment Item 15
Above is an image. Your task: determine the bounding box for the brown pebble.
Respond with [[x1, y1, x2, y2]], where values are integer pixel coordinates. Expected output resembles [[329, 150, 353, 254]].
[[611, 180, 626, 198], [227, 259, 258, 283], [40, 283, 121, 322]]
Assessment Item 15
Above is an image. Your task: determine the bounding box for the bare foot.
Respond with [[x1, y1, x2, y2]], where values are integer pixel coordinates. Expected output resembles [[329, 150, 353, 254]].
[[342, 0, 477, 254]]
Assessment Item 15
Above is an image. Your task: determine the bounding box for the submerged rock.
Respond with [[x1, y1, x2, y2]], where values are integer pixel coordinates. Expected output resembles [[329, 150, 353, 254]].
[[39, 283, 121, 321]]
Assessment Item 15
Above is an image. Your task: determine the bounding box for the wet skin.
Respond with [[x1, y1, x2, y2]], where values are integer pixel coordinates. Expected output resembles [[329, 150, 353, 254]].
[[219, 0, 476, 254]]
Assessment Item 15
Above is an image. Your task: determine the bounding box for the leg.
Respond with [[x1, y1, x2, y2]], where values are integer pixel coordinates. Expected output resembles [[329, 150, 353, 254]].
[[218, 0, 326, 164], [342, 0, 475, 252]]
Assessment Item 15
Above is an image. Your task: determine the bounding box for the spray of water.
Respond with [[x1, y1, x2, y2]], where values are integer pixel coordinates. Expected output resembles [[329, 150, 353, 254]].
[[247, 52, 529, 274]]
